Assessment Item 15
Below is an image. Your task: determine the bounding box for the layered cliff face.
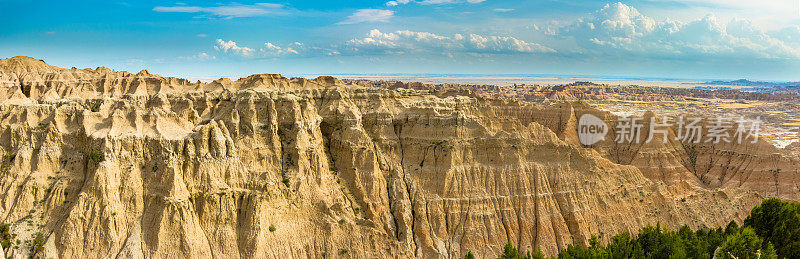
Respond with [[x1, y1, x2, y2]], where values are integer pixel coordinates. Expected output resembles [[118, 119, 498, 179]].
[[505, 102, 800, 201], [0, 57, 767, 258]]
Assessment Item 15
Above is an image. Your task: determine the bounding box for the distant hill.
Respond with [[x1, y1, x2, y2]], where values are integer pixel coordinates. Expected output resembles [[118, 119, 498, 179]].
[[701, 79, 800, 88], [697, 79, 800, 94]]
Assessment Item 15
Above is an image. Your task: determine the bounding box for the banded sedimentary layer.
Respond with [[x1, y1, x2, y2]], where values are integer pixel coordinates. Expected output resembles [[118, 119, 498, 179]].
[[0, 56, 776, 258]]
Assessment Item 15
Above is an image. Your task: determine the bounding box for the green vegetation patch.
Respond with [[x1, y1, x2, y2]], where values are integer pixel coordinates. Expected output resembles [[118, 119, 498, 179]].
[[476, 198, 799, 259], [0, 224, 11, 250], [88, 151, 103, 164]]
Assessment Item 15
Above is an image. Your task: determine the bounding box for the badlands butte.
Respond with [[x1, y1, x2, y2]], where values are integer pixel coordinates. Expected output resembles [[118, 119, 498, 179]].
[[0, 56, 796, 258]]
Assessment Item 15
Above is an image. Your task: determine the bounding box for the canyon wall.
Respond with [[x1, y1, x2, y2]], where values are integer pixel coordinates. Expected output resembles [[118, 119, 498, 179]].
[[0, 57, 774, 258], [500, 102, 800, 201]]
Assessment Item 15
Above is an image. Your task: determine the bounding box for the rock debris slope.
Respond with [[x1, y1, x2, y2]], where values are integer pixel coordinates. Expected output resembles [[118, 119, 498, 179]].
[[0, 56, 766, 258]]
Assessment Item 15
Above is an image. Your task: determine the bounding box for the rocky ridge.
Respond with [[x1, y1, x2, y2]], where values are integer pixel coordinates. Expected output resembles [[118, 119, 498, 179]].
[[0, 56, 770, 258]]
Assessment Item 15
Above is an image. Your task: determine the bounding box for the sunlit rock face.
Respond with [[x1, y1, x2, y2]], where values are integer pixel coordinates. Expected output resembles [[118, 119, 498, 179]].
[[0, 56, 767, 258]]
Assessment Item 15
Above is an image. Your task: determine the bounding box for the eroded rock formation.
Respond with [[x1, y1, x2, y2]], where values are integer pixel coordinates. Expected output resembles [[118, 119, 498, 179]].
[[0, 56, 774, 258], [500, 102, 800, 202]]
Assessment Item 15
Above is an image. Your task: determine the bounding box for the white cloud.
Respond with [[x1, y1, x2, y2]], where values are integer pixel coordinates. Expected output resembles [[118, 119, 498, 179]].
[[255, 3, 284, 8], [493, 8, 513, 12], [179, 52, 217, 61], [649, 0, 797, 21], [214, 39, 305, 58], [196, 52, 215, 60], [153, 3, 286, 18], [338, 9, 394, 24], [385, 0, 484, 6], [153, 6, 203, 13], [386, 0, 411, 6], [345, 29, 555, 55], [562, 2, 800, 60], [771, 25, 800, 46], [262, 42, 300, 55], [214, 39, 255, 56]]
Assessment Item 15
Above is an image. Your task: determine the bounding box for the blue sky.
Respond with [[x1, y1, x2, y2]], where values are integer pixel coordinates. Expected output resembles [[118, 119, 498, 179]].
[[2, 0, 800, 81]]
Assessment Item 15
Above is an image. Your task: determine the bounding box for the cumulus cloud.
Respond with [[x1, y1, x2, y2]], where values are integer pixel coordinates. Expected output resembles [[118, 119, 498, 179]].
[[770, 25, 800, 46], [153, 3, 286, 18], [214, 39, 255, 56], [261, 42, 300, 56], [338, 9, 394, 24], [345, 29, 555, 55], [561, 2, 800, 60], [214, 39, 308, 58]]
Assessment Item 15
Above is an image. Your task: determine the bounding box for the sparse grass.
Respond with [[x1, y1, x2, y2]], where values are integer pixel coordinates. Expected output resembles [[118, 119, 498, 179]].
[[0, 224, 11, 250], [88, 152, 103, 164], [339, 249, 348, 254], [32, 232, 44, 254]]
